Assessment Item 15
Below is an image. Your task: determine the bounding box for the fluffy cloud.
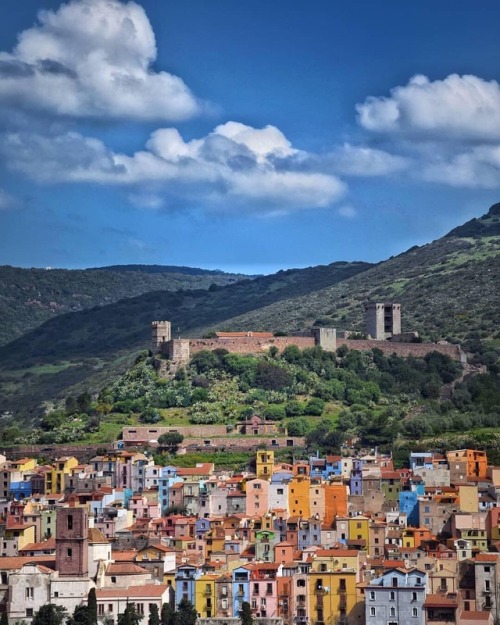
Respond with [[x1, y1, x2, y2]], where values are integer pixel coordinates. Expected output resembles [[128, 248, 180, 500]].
[[356, 73, 500, 189], [1, 122, 346, 212], [327, 144, 409, 176], [0, 0, 200, 121], [357, 73, 500, 142], [421, 145, 500, 189]]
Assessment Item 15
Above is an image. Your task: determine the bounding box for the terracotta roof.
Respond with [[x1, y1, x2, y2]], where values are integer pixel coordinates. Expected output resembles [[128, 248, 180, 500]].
[[460, 612, 492, 622], [424, 594, 458, 608], [106, 562, 150, 576], [475, 553, 499, 562], [88, 528, 109, 544], [19, 537, 56, 552], [0, 556, 56, 570], [111, 550, 137, 561], [96, 584, 168, 599], [215, 332, 273, 338]]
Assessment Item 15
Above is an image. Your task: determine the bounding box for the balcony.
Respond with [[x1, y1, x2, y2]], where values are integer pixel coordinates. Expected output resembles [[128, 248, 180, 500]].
[[203, 589, 212, 596]]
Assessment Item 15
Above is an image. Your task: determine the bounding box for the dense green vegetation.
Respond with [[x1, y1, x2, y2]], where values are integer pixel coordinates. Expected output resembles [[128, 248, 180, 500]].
[[5, 342, 499, 465], [0, 202, 499, 427]]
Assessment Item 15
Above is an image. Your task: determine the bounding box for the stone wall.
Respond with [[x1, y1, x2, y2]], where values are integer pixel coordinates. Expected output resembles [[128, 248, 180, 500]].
[[182, 436, 305, 450], [189, 336, 316, 354], [337, 338, 463, 360]]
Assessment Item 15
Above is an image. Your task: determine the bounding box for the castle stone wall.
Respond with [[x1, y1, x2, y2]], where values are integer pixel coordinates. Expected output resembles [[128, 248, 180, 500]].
[[337, 338, 462, 360], [189, 336, 316, 354]]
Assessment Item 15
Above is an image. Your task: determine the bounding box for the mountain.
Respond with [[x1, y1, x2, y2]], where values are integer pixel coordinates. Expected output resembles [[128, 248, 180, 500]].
[[1, 201, 499, 423], [0, 264, 247, 347], [0, 261, 372, 420], [217, 207, 500, 342]]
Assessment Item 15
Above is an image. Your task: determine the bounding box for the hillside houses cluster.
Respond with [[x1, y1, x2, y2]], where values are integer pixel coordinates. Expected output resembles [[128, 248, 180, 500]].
[[0, 448, 500, 625]]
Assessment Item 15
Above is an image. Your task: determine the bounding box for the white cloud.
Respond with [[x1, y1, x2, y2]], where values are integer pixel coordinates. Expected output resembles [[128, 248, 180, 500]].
[[328, 143, 409, 176], [1, 122, 346, 213], [421, 145, 500, 189], [357, 73, 500, 142], [0, 0, 201, 121], [355, 73, 500, 189]]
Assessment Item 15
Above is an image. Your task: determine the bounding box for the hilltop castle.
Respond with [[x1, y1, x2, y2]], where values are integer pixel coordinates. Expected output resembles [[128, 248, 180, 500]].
[[151, 303, 465, 368]]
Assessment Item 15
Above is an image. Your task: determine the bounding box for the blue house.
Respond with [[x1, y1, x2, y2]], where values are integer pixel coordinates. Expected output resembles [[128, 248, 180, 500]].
[[175, 564, 199, 605], [399, 491, 419, 527], [232, 565, 251, 615]]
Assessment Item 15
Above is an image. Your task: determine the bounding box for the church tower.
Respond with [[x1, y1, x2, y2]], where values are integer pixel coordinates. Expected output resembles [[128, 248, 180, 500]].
[[55, 507, 89, 576]]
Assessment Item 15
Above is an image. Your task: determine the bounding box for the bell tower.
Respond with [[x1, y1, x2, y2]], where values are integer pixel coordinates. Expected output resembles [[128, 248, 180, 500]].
[[55, 507, 89, 576]]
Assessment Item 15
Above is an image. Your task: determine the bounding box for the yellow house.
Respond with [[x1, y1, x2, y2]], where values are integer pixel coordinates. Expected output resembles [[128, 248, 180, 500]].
[[311, 548, 360, 574], [256, 450, 275, 481], [3, 522, 36, 556], [289, 477, 311, 518], [10, 457, 37, 472], [308, 569, 358, 625], [347, 515, 370, 550], [195, 575, 217, 618], [47, 456, 79, 494], [458, 485, 479, 513]]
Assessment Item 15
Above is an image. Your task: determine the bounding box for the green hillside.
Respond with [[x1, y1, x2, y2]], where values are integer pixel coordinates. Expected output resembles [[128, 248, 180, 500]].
[[216, 204, 500, 343], [0, 264, 247, 347], [0, 261, 371, 421]]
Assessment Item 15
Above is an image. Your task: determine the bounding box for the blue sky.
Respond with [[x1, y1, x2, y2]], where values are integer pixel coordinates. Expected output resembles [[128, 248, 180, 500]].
[[0, 0, 499, 274]]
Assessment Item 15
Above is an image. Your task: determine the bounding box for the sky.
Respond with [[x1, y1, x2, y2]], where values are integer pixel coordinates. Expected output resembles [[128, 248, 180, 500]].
[[0, 1, 499, 275]]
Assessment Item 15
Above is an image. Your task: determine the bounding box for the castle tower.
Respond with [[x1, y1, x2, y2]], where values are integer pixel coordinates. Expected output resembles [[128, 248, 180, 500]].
[[55, 507, 89, 576], [151, 320, 171, 352], [365, 302, 401, 340]]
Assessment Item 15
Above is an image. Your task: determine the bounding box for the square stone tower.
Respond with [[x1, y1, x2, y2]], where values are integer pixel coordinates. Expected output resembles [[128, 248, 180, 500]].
[[365, 302, 401, 340], [151, 320, 171, 352], [55, 507, 89, 576]]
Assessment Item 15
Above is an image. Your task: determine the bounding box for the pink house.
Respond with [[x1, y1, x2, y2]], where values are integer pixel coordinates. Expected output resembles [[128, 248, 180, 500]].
[[245, 479, 269, 517]]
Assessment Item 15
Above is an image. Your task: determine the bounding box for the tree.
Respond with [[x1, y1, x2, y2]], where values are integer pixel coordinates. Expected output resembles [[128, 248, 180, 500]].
[[118, 604, 141, 625], [158, 432, 184, 452], [240, 602, 253, 625], [88, 587, 98, 625], [32, 605, 67, 625], [161, 604, 176, 625], [148, 605, 160, 625], [176, 599, 197, 625], [68, 606, 91, 625]]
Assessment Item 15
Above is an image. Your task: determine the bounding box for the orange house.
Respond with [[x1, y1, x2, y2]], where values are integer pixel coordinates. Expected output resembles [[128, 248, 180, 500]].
[[323, 483, 348, 527]]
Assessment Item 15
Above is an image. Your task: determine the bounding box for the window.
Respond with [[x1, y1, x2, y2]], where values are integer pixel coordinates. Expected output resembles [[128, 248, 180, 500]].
[[390, 591, 395, 601], [67, 515, 73, 530], [136, 604, 144, 615], [98, 606, 105, 616], [485, 566, 491, 573], [111, 576, 117, 584], [412, 608, 418, 617], [369, 591, 375, 601], [26, 609, 34, 618], [370, 607, 375, 617], [26, 587, 34, 599], [412, 592, 417, 602], [108, 605, 113, 613], [67, 548, 73, 559], [390, 607, 396, 617]]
